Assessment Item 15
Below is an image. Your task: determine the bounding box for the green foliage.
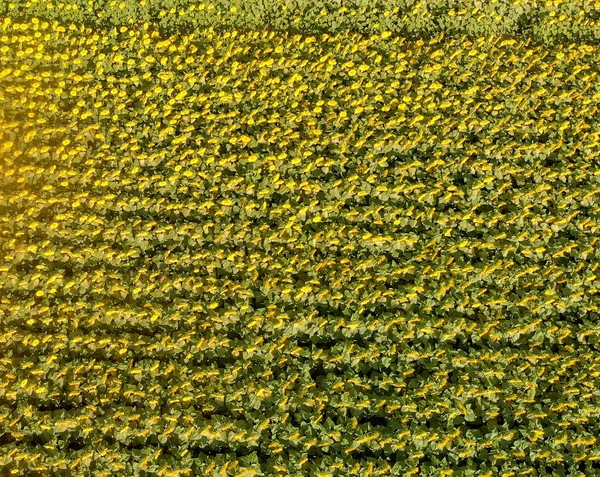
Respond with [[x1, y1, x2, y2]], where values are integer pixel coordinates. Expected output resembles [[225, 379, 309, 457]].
[[1, 0, 600, 45], [2, 9, 600, 477]]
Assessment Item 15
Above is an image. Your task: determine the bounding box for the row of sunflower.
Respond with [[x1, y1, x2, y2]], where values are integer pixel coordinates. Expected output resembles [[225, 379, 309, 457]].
[[3, 0, 600, 46], [1, 13, 600, 477]]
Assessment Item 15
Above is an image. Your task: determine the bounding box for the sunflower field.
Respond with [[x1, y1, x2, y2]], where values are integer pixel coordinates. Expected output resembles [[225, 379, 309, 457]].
[[2, 1, 600, 476]]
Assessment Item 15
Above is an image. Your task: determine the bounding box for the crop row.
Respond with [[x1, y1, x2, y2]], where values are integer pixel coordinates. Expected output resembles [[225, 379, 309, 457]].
[[3, 0, 600, 45]]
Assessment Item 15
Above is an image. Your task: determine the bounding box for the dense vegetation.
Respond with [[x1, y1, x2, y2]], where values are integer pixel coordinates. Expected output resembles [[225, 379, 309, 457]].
[[3, 0, 600, 45], [2, 3, 600, 477]]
